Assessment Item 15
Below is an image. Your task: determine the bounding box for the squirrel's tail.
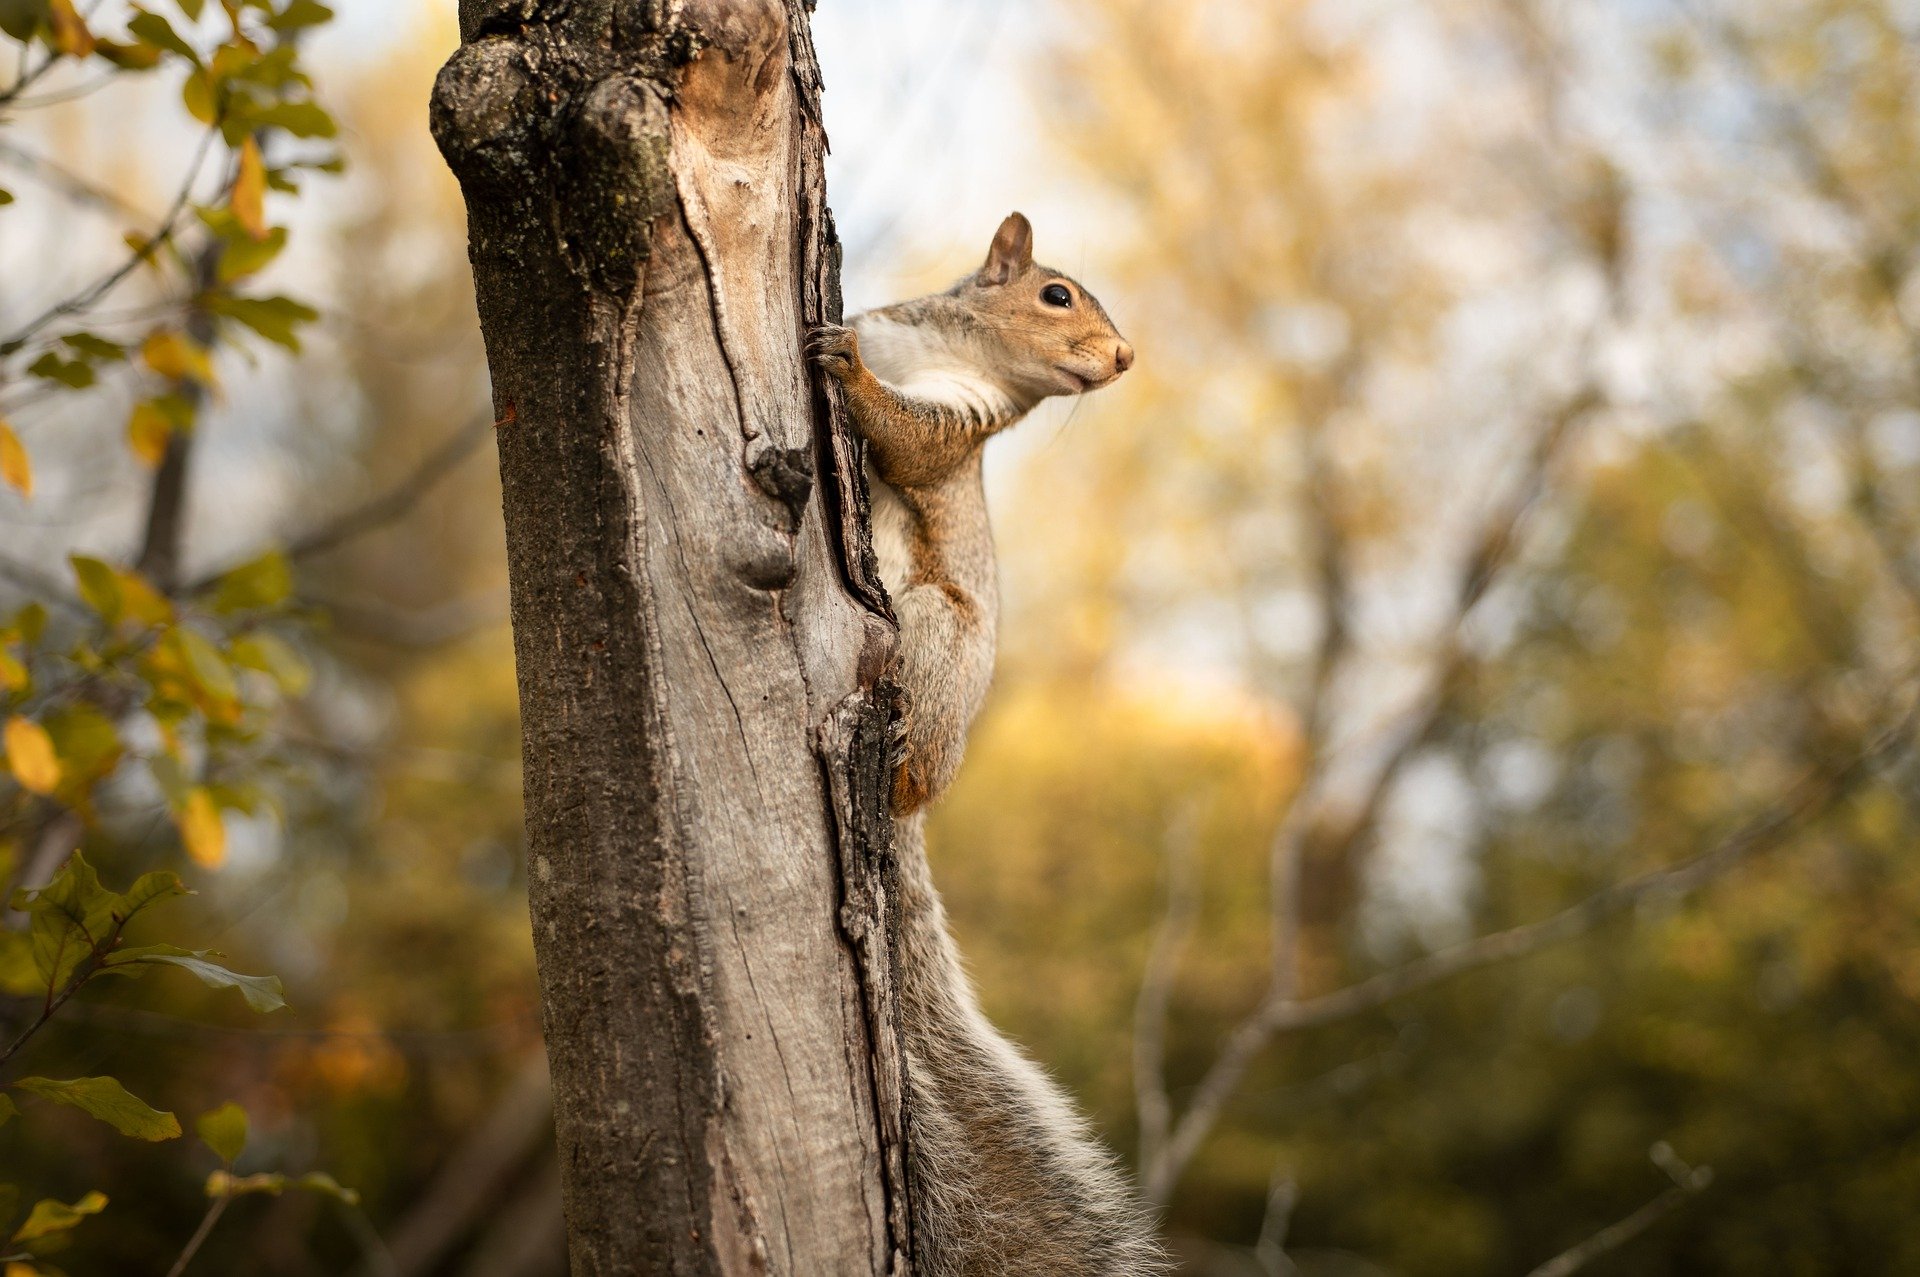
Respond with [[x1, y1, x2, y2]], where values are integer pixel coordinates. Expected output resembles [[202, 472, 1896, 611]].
[[893, 816, 1169, 1277]]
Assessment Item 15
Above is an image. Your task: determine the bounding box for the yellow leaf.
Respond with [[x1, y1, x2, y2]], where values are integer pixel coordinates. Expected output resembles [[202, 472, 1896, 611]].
[[47, 0, 95, 57], [127, 401, 173, 468], [4, 717, 60, 796], [141, 331, 214, 389], [179, 788, 225, 868], [0, 419, 28, 497], [231, 138, 268, 242]]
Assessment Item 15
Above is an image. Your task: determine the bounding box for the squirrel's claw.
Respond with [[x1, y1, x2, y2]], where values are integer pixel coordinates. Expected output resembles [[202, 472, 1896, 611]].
[[885, 711, 909, 774], [807, 323, 860, 379]]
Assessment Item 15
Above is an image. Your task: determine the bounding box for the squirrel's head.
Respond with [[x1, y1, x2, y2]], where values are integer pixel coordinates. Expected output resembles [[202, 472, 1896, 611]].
[[951, 212, 1134, 402]]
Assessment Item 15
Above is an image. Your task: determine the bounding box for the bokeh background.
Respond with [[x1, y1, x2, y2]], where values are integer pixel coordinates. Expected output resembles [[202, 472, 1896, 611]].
[[5, 0, 1920, 1272]]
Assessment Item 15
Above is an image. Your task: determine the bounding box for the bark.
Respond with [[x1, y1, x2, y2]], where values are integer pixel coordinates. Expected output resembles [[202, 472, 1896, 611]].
[[430, 3, 912, 1273]]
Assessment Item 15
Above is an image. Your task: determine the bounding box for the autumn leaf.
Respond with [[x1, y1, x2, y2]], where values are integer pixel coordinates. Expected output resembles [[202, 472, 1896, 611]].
[[46, 0, 95, 58], [232, 137, 268, 241], [140, 330, 215, 388], [127, 401, 173, 468], [0, 420, 29, 498], [11, 1190, 106, 1243], [178, 788, 226, 868], [3, 717, 59, 796]]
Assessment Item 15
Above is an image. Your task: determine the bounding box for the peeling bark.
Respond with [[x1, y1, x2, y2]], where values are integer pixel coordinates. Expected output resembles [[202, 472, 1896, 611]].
[[431, 2, 912, 1271]]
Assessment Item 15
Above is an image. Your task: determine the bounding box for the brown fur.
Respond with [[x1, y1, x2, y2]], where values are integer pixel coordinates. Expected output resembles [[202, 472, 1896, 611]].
[[813, 214, 1162, 1275]]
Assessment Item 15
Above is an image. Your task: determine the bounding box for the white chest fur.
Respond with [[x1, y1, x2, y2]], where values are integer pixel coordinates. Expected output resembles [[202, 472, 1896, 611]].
[[851, 312, 1020, 427], [866, 467, 915, 601]]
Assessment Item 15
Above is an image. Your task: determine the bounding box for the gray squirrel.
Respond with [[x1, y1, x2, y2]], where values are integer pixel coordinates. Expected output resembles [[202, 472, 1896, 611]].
[[810, 213, 1165, 1276]]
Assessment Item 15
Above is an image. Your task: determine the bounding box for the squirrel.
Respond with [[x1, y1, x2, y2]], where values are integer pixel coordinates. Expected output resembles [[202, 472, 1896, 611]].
[[811, 213, 1164, 1277]]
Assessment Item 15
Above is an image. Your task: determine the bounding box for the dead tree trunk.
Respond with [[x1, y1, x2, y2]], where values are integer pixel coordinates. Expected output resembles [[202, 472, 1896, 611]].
[[430, 3, 912, 1272]]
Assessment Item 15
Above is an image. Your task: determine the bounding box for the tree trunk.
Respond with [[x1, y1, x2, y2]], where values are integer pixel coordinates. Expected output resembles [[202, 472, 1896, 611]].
[[430, 3, 913, 1272]]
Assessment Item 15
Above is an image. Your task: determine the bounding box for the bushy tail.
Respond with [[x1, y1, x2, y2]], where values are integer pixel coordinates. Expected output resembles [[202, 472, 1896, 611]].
[[892, 817, 1168, 1277]]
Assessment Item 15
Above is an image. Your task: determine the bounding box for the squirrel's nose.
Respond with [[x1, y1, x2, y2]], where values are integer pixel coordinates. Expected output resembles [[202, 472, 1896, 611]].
[[1114, 342, 1135, 374]]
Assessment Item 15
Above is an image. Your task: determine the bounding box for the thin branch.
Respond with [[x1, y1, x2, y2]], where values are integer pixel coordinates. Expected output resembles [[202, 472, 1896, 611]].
[[1527, 1144, 1713, 1277], [1253, 1169, 1298, 1277], [0, 138, 160, 221], [1131, 807, 1201, 1173], [1277, 381, 1601, 949], [186, 414, 496, 594], [1142, 693, 1917, 1202], [0, 50, 60, 112], [0, 124, 220, 355], [165, 1189, 233, 1277]]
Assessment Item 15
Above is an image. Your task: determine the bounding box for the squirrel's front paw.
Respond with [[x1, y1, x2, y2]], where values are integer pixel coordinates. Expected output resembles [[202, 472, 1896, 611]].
[[807, 324, 861, 380]]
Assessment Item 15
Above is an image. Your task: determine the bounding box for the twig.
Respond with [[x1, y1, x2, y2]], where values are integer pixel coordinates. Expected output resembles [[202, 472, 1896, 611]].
[[165, 1189, 233, 1277], [186, 414, 496, 594], [0, 138, 159, 221], [1253, 1169, 1298, 1277], [1526, 1143, 1713, 1277], [1131, 807, 1201, 1173], [1141, 693, 1917, 1201], [0, 124, 221, 354]]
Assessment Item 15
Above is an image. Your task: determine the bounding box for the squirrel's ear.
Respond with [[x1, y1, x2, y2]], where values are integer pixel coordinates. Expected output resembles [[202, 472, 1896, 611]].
[[981, 212, 1034, 285]]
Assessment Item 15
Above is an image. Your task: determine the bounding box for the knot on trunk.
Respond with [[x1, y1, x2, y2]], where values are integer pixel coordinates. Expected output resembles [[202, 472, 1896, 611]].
[[558, 76, 674, 297], [430, 36, 541, 191]]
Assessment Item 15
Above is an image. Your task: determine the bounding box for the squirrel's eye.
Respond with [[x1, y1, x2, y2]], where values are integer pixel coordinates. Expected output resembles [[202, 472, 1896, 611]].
[[1041, 283, 1073, 308]]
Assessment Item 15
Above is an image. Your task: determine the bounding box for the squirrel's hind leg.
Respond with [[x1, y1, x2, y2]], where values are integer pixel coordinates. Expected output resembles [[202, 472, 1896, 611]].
[[889, 581, 993, 813]]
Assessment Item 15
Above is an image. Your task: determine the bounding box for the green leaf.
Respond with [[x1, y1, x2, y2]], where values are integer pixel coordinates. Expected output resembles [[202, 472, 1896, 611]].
[[234, 99, 335, 139], [127, 8, 197, 62], [0, 1094, 16, 1128], [264, 0, 329, 31], [230, 632, 309, 695], [15, 852, 185, 991], [196, 1101, 247, 1163], [12, 1076, 181, 1141], [23, 852, 110, 989], [174, 0, 204, 20], [42, 703, 123, 789], [211, 550, 292, 613], [107, 946, 286, 1013], [181, 65, 217, 124], [169, 627, 240, 705], [293, 1172, 358, 1203], [26, 352, 95, 389], [0, 186, 12, 206], [0, 932, 34, 996], [10, 1189, 106, 1243], [60, 332, 126, 361], [14, 602, 47, 645], [0, 0, 47, 43], [216, 225, 286, 283], [204, 293, 317, 350], [69, 555, 121, 623], [116, 869, 189, 921], [207, 1169, 358, 1204]]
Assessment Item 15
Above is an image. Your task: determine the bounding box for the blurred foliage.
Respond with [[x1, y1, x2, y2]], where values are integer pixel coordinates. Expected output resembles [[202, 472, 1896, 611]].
[[8, 0, 1920, 1274], [930, 0, 1920, 1272]]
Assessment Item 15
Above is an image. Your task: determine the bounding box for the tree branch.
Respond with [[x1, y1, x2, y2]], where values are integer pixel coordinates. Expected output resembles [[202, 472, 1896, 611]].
[[1131, 807, 1200, 1173], [184, 413, 495, 595], [0, 124, 220, 356], [1142, 691, 1917, 1202], [1526, 1144, 1712, 1277]]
